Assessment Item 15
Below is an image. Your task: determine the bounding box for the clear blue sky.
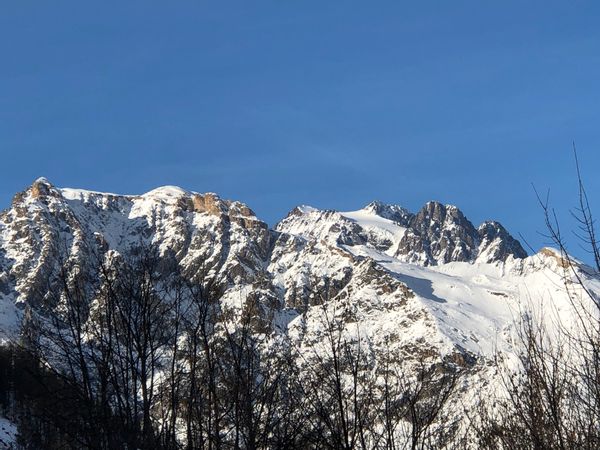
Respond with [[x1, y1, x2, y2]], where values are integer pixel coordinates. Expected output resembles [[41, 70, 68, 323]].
[[1, 2, 599, 256]]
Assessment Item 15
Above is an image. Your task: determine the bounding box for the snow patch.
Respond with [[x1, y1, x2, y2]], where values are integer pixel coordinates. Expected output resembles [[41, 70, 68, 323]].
[[141, 186, 190, 201], [296, 205, 318, 214], [0, 416, 17, 448]]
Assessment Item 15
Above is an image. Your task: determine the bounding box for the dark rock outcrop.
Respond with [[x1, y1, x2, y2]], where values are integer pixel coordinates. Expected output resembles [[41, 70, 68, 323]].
[[393, 202, 526, 265], [477, 221, 527, 263], [395, 202, 480, 265]]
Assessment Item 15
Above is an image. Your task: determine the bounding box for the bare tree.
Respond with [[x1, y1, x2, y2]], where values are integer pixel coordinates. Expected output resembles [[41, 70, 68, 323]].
[[476, 148, 600, 450], [296, 305, 461, 450]]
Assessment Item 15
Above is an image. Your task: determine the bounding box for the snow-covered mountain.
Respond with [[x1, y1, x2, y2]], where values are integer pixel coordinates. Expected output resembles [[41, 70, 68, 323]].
[[0, 178, 597, 402]]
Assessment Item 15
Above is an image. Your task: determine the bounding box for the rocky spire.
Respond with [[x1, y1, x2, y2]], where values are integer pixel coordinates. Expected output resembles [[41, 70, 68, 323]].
[[477, 221, 527, 263], [395, 201, 480, 265]]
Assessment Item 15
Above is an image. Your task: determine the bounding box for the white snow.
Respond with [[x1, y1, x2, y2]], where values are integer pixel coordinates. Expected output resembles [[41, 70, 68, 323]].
[[341, 207, 407, 255], [341, 208, 407, 239], [0, 416, 16, 448], [141, 185, 191, 202], [60, 187, 132, 200], [279, 204, 599, 359], [296, 205, 318, 214], [34, 176, 50, 184], [343, 236, 598, 356]]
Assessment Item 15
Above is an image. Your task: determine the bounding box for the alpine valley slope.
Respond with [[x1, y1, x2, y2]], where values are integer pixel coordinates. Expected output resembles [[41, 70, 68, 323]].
[[0, 178, 598, 394]]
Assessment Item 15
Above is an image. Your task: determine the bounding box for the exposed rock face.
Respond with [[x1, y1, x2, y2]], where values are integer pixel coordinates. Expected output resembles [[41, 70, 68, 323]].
[[391, 201, 527, 266], [30, 177, 55, 199], [395, 202, 479, 265], [190, 193, 225, 216], [0, 181, 274, 314], [279, 200, 526, 268], [477, 221, 528, 263], [277, 208, 368, 247]]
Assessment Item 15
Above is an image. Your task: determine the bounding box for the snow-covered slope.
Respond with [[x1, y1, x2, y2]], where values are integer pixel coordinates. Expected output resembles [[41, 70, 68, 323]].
[[275, 200, 597, 363]]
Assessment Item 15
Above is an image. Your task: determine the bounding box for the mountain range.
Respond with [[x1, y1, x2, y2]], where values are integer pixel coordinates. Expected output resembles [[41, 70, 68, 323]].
[[1, 178, 597, 446]]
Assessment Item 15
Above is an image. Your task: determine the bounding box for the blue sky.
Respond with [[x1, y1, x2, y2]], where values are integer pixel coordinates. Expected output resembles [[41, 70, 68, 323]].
[[1, 2, 599, 256]]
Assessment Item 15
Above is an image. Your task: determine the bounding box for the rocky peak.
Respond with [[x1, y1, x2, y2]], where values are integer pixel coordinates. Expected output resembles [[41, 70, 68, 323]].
[[283, 205, 319, 219], [190, 192, 227, 216], [30, 177, 56, 198], [477, 221, 527, 263], [279, 200, 526, 266], [277, 206, 367, 247], [412, 201, 473, 230], [0, 182, 276, 308], [395, 201, 479, 265], [391, 202, 525, 265], [10, 178, 63, 205], [363, 201, 413, 226], [136, 188, 265, 231]]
